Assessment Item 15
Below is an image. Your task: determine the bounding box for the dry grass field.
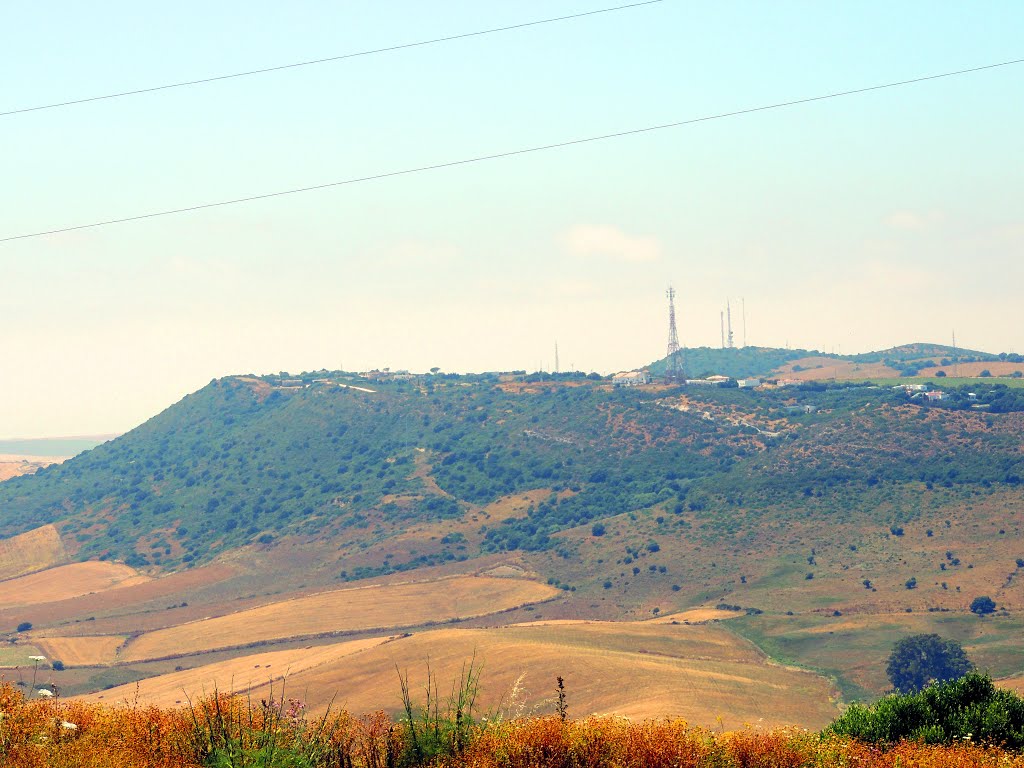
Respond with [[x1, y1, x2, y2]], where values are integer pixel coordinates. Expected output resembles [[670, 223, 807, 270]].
[[1001, 674, 1024, 696], [0, 562, 239, 637], [0, 561, 149, 608], [101, 619, 840, 730], [0, 456, 60, 483], [0, 524, 66, 581], [773, 357, 899, 381], [652, 607, 746, 624], [80, 636, 393, 707], [119, 576, 559, 661], [33, 636, 126, 667], [773, 357, 1024, 382]]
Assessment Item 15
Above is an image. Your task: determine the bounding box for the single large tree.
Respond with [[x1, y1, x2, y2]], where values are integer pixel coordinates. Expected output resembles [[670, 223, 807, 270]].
[[886, 634, 974, 693]]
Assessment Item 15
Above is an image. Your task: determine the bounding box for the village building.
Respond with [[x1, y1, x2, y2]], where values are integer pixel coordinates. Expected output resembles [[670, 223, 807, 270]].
[[612, 370, 650, 387]]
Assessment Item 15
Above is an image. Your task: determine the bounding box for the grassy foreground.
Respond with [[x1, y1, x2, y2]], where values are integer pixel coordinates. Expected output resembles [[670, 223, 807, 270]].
[[3, 682, 1024, 768]]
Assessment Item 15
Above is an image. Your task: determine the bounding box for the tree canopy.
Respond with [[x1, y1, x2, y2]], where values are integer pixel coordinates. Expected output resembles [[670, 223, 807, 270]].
[[827, 672, 1024, 748], [886, 634, 974, 694]]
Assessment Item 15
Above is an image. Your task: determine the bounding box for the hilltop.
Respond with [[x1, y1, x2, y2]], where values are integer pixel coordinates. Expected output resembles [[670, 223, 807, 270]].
[[648, 341, 1011, 381]]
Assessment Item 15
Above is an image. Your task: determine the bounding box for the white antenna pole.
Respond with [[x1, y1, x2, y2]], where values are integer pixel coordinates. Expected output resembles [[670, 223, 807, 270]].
[[742, 297, 747, 347]]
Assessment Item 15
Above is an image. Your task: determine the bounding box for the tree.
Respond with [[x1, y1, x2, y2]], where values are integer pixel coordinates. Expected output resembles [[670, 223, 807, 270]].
[[886, 634, 974, 693], [970, 595, 996, 615], [16, 622, 32, 632], [827, 672, 1024, 749]]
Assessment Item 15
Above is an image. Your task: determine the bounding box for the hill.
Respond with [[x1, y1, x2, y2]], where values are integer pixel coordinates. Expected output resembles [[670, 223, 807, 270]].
[[2, 368, 1024, 706], [646, 342, 1009, 381], [0, 373, 751, 569], [648, 346, 811, 379]]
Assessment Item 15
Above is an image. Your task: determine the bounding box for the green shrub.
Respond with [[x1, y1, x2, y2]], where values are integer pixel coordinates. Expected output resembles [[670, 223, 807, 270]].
[[971, 595, 997, 615], [826, 672, 1024, 749]]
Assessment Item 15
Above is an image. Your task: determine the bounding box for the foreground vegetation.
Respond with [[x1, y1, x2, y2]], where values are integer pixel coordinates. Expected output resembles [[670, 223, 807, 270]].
[[4, 674, 1024, 767]]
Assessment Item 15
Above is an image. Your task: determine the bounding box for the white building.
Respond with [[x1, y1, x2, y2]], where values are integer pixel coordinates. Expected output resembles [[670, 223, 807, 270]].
[[612, 370, 650, 387]]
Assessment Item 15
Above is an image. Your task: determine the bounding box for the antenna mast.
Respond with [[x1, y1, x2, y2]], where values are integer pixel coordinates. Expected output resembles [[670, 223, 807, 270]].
[[726, 300, 734, 349], [720, 311, 725, 348], [665, 286, 683, 380], [555, 342, 560, 374], [742, 298, 747, 347]]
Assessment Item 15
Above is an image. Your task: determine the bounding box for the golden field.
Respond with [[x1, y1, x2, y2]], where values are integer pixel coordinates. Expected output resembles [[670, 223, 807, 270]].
[[0, 455, 60, 483], [0, 524, 66, 581], [119, 576, 559, 661], [88, 618, 841, 730], [81, 636, 393, 707], [0, 560, 148, 608], [33, 636, 127, 667]]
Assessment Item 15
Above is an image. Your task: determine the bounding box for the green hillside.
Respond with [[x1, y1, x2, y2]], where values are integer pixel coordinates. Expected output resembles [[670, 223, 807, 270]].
[[843, 342, 999, 365], [0, 373, 750, 569], [2, 372, 1023, 576], [645, 342, 1006, 381], [648, 346, 812, 379]]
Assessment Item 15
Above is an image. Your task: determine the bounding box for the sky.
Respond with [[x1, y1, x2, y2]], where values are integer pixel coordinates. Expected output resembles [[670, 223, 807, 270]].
[[2, 1, 1022, 438]]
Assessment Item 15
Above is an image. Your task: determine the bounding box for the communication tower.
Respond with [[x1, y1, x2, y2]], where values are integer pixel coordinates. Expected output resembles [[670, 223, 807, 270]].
[[742, 297, 747, 348], [665, 287, 683, 380], [726, 300, 735, 349]]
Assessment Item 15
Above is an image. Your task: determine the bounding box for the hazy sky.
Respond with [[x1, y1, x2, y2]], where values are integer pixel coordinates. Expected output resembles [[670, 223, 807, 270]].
[[2, 1, 1022, 437]]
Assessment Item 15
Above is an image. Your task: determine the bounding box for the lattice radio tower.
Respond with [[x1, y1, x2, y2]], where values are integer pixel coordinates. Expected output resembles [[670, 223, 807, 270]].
[[666, 287, 683, 380]]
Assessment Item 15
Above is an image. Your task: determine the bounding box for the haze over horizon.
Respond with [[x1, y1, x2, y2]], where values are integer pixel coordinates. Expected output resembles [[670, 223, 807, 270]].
[[3, 1, 1021, 437]]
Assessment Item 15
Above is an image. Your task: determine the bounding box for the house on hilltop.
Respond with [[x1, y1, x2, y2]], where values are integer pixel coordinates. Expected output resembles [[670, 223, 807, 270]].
[[612, 370, 650, 387]]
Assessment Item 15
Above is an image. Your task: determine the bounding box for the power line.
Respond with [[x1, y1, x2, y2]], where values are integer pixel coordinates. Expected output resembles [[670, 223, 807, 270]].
[[1, 1, 667, 118], [3, 56, 1021, 244]]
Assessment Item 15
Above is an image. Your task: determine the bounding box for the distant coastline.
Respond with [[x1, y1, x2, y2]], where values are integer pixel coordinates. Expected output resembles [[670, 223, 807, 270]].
[[0, 436, 114, 458]]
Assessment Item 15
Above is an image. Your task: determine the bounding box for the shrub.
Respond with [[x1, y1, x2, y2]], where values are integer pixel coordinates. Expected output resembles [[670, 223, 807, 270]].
[[16, 622, 32, 632], [826, 672, 1024, 749], [970, 596, 996, 615]]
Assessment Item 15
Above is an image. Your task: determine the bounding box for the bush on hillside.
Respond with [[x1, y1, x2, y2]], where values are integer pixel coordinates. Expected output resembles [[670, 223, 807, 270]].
[[826, 672, 1024, 749], [971, 596, 997, 615]]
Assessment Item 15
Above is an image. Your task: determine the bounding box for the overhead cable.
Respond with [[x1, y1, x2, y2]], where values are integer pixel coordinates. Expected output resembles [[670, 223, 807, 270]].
[[0, 1, 667, 118], [2, 56, 1021, 244]]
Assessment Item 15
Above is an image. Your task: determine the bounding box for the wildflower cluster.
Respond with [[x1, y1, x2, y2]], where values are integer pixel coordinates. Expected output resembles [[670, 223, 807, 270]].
[[2, 675, 1024, 767]]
